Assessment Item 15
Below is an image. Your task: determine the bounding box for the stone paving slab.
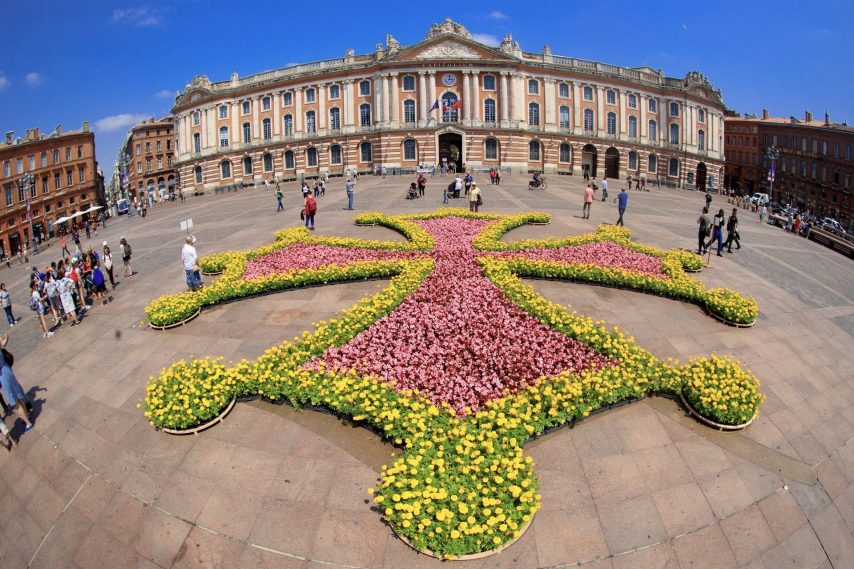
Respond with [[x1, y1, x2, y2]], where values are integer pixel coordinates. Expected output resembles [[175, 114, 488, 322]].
[[0, 174, 851, 568]]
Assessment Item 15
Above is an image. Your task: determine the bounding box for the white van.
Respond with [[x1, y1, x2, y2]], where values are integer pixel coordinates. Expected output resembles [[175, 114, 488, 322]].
[[749, 193, 769, 206]]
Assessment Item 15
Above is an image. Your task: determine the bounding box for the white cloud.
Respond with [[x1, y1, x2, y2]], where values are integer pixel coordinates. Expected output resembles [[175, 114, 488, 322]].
[[488, 11, 509, 20], [94, 113, 148, 133], [25, 72, 43, 86], [112, 7, 162, 27], [0, 73, 8, 91], [471, 33, 500, 47], [153, 89, 173, 99]]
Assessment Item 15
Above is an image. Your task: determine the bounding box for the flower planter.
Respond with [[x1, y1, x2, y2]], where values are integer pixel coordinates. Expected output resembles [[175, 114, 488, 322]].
[[149, 308, 201, 330], [392, 511, 535, 560], [529, 221, 551, 226], [159, 397, 236, 435], [706, 308, 756, 328], [679, 390, 756, 431], [200, 270, 223, 276]]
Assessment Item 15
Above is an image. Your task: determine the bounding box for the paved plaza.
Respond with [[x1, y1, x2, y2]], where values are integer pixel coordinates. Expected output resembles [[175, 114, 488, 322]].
[[0, 173, 853, 568]]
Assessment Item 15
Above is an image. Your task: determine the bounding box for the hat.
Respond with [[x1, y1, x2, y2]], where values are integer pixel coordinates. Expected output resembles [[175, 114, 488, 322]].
[[103, 241, 108, 247]]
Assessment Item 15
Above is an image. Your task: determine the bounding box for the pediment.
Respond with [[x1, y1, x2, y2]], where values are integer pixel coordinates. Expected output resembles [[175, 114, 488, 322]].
[[392, 36, 517, 63]]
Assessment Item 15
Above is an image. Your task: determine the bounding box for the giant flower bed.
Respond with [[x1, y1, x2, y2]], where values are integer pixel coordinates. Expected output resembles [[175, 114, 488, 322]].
[[143, 208, 764, 558]]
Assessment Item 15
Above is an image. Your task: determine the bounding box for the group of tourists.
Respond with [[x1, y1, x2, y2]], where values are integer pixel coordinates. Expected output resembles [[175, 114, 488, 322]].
[[698, 192, 741, 256]]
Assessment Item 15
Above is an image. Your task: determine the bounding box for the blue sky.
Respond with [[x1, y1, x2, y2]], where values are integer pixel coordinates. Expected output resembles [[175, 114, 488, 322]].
[[0, 0, 850, 179]]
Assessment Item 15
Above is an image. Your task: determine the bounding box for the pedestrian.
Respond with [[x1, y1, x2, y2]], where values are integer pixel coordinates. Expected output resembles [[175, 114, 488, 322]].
[[583, 169, 590, 182], [468, 182, 482, 212], [792, 213, 802, 235], [182, 235, 202, 292], [416, 172, 427, 197], [275, 187, 284, 212], [759, 204, 767, 224], [91, 261, 108, 304], [704, 191, 713, 209], [58, 270, 81, 325], [697, 207, 711, 254], [382, 166, 387, 177], [23, 244, 28, 264], [489, 168, 496, 185], [705, 208, 725, 256], [44, 272, 62, 325], [72, 227, 81, 252], [724, 208, 741, 253], [0, 332, 34, 434], [30, 282, 53, 338], [102, 243, 116, 289], [494, 170, 501, 185], [304, 192, 317, 230], [0, 284, 17, 327], [464, 173, 473, 196], [453, 175, 462, 199], [614, 187, 629, 226], [344, 177, 355, 210], [2, 252, 9, 270], [84, 221, 91, 239], [120, 237, 133, 278], [443, 182, 449, 204], [582, 184, 594, 219], [600, 177, 609, 202]]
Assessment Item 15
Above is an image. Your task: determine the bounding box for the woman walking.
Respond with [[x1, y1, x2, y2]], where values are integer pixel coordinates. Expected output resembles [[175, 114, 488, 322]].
[[58, 270, 81, 326], [724, 208, 741, 253], [705, 208, 726, 257], [304, 192, 317, 230], [30, 283, 54, 338], [120, 237, 133, 278], [0, 283, 17, 327], [102, 243, 116, 289], [0, 332, 33, 435]]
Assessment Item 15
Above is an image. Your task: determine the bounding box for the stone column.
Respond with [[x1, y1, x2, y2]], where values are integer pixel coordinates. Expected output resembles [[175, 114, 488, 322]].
[[390, 74, 400, 125], [201, 108, 209, 149], [232, 101, 240, 144], [462, 71, 472, 125], [428, 72, 436, 121], [596, 86, 605, 135], [418, 72, 428, 123], [500, 72, 510, 125], [375, 76, 384, 124], [619, 90, 627, 136], [544, 78, 556, 129], [252, 97, 260, 140], [295, 87, 303, 133], [471, 71, 480, 123], [659, 98, 667, 145], [382, 75, 391, 124], [572, 82, 581, 134], [318, 84, 327, 130], [640, 94, 648, 139], [510, 73, 523, 124], [343, 80, 354, 129], [273, 93, 281, 136]]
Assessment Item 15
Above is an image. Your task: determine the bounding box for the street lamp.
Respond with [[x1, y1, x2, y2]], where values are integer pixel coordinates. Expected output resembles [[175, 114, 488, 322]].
[[17, 173, 39, 254], [765, 145, 780, 204]]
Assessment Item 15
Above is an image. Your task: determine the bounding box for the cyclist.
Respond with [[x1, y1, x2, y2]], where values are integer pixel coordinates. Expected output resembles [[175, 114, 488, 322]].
[[530, 171, 542, 189]]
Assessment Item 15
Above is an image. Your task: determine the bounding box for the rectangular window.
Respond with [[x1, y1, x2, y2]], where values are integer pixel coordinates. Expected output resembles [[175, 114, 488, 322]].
[[305, 88, 316, 103], [3, 161, 9, 177], [146, 159, 152, 171], [67, 170, 73, 186], [40, 152, 47, 167], [156, 141, 161, 151], [606, 90, 616, 105], [242, 101, 251, 115], [262, 97, 271, 111], [28, 155, 35, 170], [145, 142, 151, 154], [670, 102, 679, 117], [329, 85, 340, 99], [167, 139, 171, 150], [193, 111, 200, 125], [485, 139, 497, 160], [648, 99, 657, 113], [812, 139, 818, 153], [528, 80, 539, 95], [627, 94, 637, 109], [482, 75, 496, 91], [65, 147, 71, 160], [16, 158, 23, 174], [77, 145, 83, 158], [403, 102, 415, 124], [157, 158, 162, 169], [834, 143, 840, 158], [18, 183, 25, 203], [42, 177, 48, 194], [79, 167, 85, 183], [54, 173, 60, 189], [220, 128, 229, 147], [219, 105, 228, 119], [168, 156, 173, 167], [263, 120, 272, 140], [558, 83, 569, 98], [283, 92, 293, 106], [330, 145, 342, 164], [53, 150, 59, 163], [4, 186, 11, 206], [193, 133, 201, 153], [583, 86, 593, 101], [402, 76, 415, 91], [698, 108, 705, 122], [137, 162, 142, 174]]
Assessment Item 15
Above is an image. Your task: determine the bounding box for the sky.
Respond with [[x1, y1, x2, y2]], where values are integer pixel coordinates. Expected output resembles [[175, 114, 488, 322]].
[[0, 0, 851, 180]]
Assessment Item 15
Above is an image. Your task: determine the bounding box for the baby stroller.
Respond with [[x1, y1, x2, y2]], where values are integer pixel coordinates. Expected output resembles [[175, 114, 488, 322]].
[[406, 182, 420, 200]]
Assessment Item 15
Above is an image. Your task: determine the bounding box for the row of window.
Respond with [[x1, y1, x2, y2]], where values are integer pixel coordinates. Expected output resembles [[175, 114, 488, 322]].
[[777, 156, 852, 187], [767, 134, 852, 160], [134, 139, 172, 155], [2, 146, 86, 178], [1, 167, 87, 205], [134, 156, 174, 174]]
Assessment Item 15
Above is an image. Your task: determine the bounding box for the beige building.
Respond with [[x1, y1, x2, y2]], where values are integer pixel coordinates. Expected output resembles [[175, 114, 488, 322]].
[[171, 19, 725, 193]]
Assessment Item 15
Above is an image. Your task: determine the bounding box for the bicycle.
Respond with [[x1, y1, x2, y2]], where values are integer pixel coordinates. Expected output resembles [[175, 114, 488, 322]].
[[527, 176, 548, 190]]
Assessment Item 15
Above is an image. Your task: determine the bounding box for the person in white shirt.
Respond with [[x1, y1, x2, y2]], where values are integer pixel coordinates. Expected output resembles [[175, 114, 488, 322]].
[[181, 235, 202, 291], [454, 175, 463, 198]]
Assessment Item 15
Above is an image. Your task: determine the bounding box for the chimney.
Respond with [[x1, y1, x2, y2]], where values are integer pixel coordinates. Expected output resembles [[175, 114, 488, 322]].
[[4, 131, 13, 145], [825, 111, 830, 126], [55, 124, 62, 135], [762, 109, 769, 120], [32, 127, 39, 139], [805, 110, 813, 123], [82, 121, 90, 133]]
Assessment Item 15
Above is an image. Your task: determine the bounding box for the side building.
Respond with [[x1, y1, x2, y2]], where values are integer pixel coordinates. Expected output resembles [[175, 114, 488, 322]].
[[119, 117, 176, 202], [725, 110, 853, 230], [170, 19, 725, 195], [0, 123, 103, 257]]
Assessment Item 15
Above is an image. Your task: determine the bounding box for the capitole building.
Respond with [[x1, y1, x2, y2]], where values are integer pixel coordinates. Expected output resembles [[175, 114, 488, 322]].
[[171, 19, 725, 194]]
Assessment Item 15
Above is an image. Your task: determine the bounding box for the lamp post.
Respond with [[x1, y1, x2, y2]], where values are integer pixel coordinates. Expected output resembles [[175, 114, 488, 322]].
[[18, 173, 39, 254], [765, 145, 780, 204]]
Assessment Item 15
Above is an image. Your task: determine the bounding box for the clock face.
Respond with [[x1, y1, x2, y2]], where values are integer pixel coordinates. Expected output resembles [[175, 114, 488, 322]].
[[442, 73, 457, 86]]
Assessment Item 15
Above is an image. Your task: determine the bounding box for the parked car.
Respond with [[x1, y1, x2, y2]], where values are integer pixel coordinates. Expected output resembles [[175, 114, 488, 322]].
[[820, 218, 843, 232], [749, 193, 770, 206]]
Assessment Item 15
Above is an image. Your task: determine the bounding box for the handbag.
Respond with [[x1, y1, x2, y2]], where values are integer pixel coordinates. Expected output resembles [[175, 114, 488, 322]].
[[300, 209, 305, 221], [476, 194, 483, 206]]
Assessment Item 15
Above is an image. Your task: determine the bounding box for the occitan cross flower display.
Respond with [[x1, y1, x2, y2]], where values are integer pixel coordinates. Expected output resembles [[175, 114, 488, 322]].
[[143, 208, 764, 558]]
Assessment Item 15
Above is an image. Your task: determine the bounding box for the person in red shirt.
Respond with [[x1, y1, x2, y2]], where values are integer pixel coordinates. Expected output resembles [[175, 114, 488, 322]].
[[304, 193, 317, 231], [583, 184, 594, 219]]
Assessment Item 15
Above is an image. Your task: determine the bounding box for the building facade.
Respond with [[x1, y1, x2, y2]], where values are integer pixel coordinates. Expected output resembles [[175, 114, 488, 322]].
[[171, 19, 725, 195], [121, 117, 176, 201], [0, 123, 102, 256], [724, 110, 853, 230]]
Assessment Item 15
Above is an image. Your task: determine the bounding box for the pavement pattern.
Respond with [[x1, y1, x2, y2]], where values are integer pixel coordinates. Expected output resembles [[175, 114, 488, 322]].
[[0, 173, 852, 568]]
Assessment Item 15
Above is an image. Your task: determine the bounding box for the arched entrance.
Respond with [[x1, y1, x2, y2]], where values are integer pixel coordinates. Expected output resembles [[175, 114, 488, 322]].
[[582, 144, 598, 177], [696, 163, 707, 192], [438, 132, 463, 173], [605, 147, 620, 179]]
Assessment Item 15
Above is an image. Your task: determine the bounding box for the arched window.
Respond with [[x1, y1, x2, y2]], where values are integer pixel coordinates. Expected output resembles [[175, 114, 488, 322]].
[[668, 158, 679, 177], [558, 82, 569, 97], [559, 143, 571, 163], [305, 111, 316, 134], [670, 102, 679, 117], [484, 99, 496, 123], [628, 116, 638, 138], [360, 142, 372, 162], [359, 103, 371, 127], [306, 147, 318, 167], [283, 115, 293, 136], [528, 79, 539, 94], [242, 156, 252, 175], [583, 109, 594, 131], [329, 145, 342, 165], [628, 94, 637, 109], [441, 93, 459, 122], [583, 86, 593, 101], [193, 165, 202, 184], [484, 138, 498, 160], [242, 122, 251, 144], [263, 153, 273, 172], [607, 112, 616, 134], [192, 133, 200, 153], [559, 106, 570, 129], [529, 141, 540, 161], [628, 151, 638, 170], [218, 126, 229, 147], [403, 100, 415, 124], [220, 160, 231, 179], [528, 102, 540, 126], [648, 120, 657, 142], [670, 123, 680, 144], [329, 107, 341, 130], [606, 90, 616, 105], [359, 80, 371, 96], [403, 139, 417, 161], [648, 154, 657, 173], [262, 118, 271, 140], [698, 130, 705, 151], [328, 84, 340, 99], [284, 150, 295, 169]]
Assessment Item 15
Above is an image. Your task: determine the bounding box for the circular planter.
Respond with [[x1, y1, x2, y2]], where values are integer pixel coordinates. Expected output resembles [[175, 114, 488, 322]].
[[706, 308, 756, 328], [528, 221, 551, 226], [683, 265, 703, 273], [149, 308, 201, 330], [679, 391, 756, 431], [159, 397, 237, 435], [392, 512, 534, 560], [200, 270, 223, 276]]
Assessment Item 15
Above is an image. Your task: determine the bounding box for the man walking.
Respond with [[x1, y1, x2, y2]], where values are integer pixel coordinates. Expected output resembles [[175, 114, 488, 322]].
[[724, 208, 741, 253], [600, 177, 609, 202], [275, 187, 284, 212], [582, 184, 594, 219], [615, 187, 629, 226], [344, 177, 355, 210]]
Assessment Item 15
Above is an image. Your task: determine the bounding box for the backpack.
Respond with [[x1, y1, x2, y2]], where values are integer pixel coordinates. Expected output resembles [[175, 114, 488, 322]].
[[124, 242, 132, 256], [305, 195, 317, 214], [29, 294, 40, 311]]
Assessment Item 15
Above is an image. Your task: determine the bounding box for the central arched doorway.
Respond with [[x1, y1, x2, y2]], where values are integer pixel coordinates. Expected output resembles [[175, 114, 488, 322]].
[[696, 162, 707, 192], [582, 144, 598, 177], [438, 132, 463, 173], [605, 147, 620, 179]]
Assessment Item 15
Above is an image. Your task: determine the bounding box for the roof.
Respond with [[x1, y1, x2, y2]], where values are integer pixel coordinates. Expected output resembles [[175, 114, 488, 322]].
[[725, 115, 854, 134]]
